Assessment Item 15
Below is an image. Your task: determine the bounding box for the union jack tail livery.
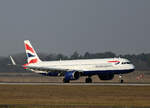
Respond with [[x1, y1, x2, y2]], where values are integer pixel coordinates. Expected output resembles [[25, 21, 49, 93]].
[[24, 40, 41, 64]]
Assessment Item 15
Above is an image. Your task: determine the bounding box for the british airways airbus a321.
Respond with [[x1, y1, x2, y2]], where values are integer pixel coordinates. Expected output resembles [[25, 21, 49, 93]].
[[11, 40, 135, 83]]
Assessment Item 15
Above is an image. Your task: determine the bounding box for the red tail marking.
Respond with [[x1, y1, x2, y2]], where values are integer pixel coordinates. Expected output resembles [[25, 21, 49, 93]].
[[23, 64, 28, 69], [23, 59, 38, 69], [25, 44, 34, 53], [29, 58, 38, 64]]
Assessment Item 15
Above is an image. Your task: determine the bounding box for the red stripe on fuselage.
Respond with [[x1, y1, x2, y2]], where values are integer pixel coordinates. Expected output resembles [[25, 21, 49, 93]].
[[108, 61, 120, 63], [25, 44, 34, 53]]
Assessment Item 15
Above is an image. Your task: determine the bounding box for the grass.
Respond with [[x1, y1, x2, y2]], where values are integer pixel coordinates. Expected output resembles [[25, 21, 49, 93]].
[[0, 85, 149, 108]]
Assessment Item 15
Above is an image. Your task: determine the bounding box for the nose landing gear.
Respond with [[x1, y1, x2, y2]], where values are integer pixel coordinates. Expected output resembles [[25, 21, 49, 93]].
[[119, 75, 124, 83]]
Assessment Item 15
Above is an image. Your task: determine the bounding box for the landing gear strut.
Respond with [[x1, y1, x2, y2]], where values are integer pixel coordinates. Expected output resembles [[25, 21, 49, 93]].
[[119, 75, 124, 83], [85, 77, 92, 83], [63, 78, 70, 83]]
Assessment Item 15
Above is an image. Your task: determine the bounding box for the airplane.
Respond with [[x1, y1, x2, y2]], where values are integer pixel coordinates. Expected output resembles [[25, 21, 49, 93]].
[[10, 40, 135, 83]]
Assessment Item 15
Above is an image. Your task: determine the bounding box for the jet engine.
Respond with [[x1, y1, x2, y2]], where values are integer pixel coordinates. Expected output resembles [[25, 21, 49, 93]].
[[64, 71, 80, 81]]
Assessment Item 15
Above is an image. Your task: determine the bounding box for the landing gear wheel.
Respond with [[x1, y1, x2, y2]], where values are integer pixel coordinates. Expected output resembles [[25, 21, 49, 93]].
[[119, 75, 124, 83], [85, 78, 92, 83], [120, 79, 124, 83], [63, 79, 70, 83]]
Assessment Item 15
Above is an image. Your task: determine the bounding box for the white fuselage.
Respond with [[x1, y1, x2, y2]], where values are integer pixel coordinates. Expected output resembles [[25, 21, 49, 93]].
[[28, 58, 135, 74]]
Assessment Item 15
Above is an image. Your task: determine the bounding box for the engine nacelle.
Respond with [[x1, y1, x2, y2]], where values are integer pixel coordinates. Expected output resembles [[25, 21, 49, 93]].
[[98, 74, 114, 80], [64, 71, 80, 81]]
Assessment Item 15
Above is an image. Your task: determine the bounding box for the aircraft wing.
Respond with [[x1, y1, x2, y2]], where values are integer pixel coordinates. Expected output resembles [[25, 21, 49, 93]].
[[8, 56, 23, 67], [25, 65, 83, 75], [26, 65, 68, 71]]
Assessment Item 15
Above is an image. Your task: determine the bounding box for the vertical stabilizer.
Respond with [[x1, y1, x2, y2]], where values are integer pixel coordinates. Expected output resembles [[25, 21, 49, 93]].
[[24, 40, 41, 64]]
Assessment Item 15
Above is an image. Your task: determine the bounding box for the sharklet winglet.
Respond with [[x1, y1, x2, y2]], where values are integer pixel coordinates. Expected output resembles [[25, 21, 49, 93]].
[[10, 56, 16, 65]]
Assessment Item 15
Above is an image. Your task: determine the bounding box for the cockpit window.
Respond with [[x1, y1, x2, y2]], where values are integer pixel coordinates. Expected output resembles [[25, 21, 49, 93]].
[[115, 62, 120, 65], [122, 62, 131, 64]]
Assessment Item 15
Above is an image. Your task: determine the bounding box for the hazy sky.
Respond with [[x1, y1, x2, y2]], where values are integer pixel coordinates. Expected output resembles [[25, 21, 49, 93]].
[[0, 0, 150, 56]]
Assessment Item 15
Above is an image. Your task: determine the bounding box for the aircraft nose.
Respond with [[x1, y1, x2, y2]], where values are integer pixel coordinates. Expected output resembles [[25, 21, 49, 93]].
[[130, 64, 135, 70]]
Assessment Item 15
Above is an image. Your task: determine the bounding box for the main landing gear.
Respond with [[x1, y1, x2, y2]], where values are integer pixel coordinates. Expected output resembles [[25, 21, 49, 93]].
[[63, 78, 70, 83], [85, 77, 92, 83], [119, 75, 124, 83]]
